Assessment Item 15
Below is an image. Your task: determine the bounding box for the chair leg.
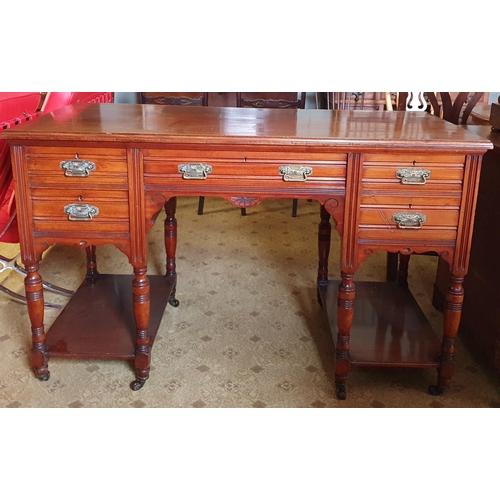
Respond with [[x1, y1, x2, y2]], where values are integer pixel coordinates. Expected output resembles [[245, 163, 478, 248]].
[[240, 208, 247, 216], [386, 252, 399, 282], [292, 199, 298, 217], [0, 252, 73, 306], [197, 196, 205, 215], [13, 260, 74, 297], [0, 282, 61, 309]]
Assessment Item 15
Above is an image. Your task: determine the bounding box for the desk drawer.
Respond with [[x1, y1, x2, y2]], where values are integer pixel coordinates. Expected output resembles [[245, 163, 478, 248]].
[[143, 149, 347, 191], [358, 206, 458, 245], [31, 188, 129, 234], [361, 191, 461, 207], [362, 153, 465, 188], [359, 207, 459, 227], [25, 146, 128, 186]]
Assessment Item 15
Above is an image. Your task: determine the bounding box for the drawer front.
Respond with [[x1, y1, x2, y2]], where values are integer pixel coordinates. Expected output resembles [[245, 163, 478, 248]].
[[358, 206, 458, 245], [25, 146, 128, 187], [361, 191, 461, 207], [31, 188, 129, 235], [143, 149, 347, 192], [362, 153, 465, 189], [359, 207, 459, 227]]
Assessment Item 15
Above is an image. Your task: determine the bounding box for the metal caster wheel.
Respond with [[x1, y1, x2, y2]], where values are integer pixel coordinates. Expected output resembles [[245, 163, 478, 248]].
[[36, 371, 50, 382], [169, 296, 180, 307], [130, 377, 148, 391], [336, 385, 346, 400], [428, 384, 444, 396]]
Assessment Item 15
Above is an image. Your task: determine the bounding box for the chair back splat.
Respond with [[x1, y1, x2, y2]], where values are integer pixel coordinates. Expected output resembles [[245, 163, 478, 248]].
[[236, 92, 305, 109]]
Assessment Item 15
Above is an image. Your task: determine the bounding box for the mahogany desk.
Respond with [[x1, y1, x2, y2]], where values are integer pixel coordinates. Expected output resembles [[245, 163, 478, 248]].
[[2, 104, 492, 398]]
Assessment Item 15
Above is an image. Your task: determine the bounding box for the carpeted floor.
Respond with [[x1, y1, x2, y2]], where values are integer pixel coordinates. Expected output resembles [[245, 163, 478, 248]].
[[1, 197, 499, 407]]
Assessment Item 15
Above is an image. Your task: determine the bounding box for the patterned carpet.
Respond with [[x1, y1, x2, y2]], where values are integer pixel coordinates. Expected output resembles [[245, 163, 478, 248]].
[[1, 197, 499, 408]]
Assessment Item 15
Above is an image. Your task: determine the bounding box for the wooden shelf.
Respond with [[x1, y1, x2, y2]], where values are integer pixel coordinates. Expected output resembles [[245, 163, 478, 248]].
[[46, 274, 174, 360], [318, 280, 442, 368]]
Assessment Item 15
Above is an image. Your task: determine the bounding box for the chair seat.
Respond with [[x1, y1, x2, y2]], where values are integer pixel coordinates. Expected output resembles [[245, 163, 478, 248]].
[[0, 92, 41, 122], [0, 180, 17, 243]]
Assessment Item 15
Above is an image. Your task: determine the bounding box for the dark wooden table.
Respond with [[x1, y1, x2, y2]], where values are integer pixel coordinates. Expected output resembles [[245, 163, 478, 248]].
[[2, 104, 492, 398], [456, 125, 500, 376], [470, 104, 492, 125]]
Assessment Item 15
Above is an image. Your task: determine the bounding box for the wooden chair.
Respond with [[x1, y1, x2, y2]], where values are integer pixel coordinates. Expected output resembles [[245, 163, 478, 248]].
[[320, 92, 392, 111], [396, 92, 484, 123], [237, 93, 306, 216], [236, 92, 305, 109], [139, 93, 217, 216], [140, 92, 208, 107], [0, 93, 75, 308]]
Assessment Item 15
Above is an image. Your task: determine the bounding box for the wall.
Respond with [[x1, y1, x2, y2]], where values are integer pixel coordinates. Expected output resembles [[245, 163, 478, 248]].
[[114, 92, 139, 103]]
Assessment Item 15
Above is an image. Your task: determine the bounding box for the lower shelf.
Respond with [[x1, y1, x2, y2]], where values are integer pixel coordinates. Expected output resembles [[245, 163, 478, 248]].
[[46, 274, 174, 360], [318, 280, 442, 368]]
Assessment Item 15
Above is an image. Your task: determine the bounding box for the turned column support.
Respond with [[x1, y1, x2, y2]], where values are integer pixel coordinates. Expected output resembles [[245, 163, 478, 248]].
[[335, 271, 355, 400], [24, 261, 50, 381], [130, 266, 151, 390], [429, 274, 464, 395]]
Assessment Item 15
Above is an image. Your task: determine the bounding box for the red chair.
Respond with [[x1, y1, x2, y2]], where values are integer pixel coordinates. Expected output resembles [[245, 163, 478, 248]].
[[40, 92, 114, 113], [0, 93, 73, 307]]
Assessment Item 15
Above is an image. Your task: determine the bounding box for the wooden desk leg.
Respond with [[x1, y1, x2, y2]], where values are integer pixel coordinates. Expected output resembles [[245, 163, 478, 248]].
[[130, 266, 151, 391], [25, 262, 50, 381], [397, 253, 410, 288], [335, 271, 355, 400], [317, 204, 331, 285], [429, 274, 464, 395], [85, 245, 99, 282], [164, 197, 179, 307]]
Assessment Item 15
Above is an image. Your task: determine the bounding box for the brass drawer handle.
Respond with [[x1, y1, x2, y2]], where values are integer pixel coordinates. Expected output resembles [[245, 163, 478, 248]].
[[178, 162, 212, 179], [64, 204, 99, 221], [392, 212, 426, 229], [60, 156, 96, 177], [395, 168, 431, 185], [278, 165, 313, 182]]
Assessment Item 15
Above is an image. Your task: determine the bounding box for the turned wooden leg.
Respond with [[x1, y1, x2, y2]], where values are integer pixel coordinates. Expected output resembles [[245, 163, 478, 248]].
[[131, 266, 151, 390], [164, 197, 179, 307], [429, 274, 464, 396], [25, 262, 50, 381], [335, 271, 355, 400], [85, 245, 99, 282]]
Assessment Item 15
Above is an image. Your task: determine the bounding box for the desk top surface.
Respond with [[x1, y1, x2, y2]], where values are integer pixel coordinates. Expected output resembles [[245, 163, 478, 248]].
[[2, 103, 493, 152]]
